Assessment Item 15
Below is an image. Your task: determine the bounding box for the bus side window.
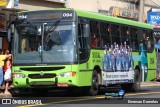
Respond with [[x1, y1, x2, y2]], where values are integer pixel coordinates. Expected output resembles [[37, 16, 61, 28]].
[[111, 24, 121, 45], [78, 22, 90, 49], [130, 27, 139, 51], [100, 22, 111, 47], [91, 34, 99, 47], [78, 18, 90, 61], [78, 24, 82, 49], [90, 21, 99, 34], [90, 21, 100, 48], [142, 30, 148, 50], [121, 26, 130, 45]]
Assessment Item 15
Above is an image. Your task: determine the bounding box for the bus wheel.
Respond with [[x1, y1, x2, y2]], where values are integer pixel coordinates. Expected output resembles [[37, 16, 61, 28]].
[[130, 69, 141, 92], [89, 70, 99, 96]]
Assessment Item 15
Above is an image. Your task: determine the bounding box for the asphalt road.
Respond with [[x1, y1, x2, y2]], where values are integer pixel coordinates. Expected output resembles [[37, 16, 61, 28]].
[[12, 84, 160, 97], [1, 85, 159, 107]]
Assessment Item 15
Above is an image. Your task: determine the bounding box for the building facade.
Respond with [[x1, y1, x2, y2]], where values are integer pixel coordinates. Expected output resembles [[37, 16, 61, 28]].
[[0, 0, 17, 53], [68, 0, 160, 22], [18, 0, 66, 10], [16, 0, 160, 22]]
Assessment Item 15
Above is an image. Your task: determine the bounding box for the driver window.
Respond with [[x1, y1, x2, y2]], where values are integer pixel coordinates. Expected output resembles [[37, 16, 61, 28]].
[[21, 36, 30, 53], [78, 18, 90, 61], [19, 26, 40, 53], [19, 27, 31, 53]]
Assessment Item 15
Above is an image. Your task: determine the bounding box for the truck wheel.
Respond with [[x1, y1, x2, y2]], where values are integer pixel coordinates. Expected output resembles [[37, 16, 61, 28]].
[[89, 70, 99, 96]]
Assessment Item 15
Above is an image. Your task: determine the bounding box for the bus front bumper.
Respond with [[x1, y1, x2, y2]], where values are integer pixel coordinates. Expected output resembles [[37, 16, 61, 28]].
[[13, 77, 76, 88], [26, 77, 57, 86]]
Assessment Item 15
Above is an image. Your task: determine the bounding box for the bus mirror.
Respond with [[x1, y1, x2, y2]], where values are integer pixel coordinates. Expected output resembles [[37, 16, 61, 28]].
[[11, 24, 14, 33], [7, 28, 11, 43], [83, 24, 90, 37], [80, 19, 89, 24], [7, 21, 15, 42], [37, 26, 42, 35]]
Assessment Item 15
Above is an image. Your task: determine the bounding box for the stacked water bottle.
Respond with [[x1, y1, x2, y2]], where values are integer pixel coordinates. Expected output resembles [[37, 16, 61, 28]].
[[102, 42, 134, 72]]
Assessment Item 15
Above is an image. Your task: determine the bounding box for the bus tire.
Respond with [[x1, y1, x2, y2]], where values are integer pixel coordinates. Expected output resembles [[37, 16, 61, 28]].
[[130, 69, 141, 92], [89, 70, 99, 96]]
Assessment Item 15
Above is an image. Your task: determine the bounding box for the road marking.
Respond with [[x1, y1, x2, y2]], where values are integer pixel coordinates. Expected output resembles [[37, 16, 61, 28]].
[[141, 84, 160, 87], [125, 91, 160, 96], [141, 83, 160, 87], [95, 91, 160, 98], [17, 91, 160, 107]]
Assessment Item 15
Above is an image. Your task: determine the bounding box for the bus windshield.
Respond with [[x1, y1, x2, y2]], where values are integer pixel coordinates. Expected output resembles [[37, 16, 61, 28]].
[[13, 21, 77, 64]]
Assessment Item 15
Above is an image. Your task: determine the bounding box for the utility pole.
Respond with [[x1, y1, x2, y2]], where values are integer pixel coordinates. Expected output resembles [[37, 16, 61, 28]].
[[65, 0, 70, 8], [6, 0, 14, 8], [139, 0, 144, 22]]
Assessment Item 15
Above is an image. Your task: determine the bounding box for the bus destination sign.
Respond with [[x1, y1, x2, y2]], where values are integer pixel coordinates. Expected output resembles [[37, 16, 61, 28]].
[[18, 10, 74, 21]]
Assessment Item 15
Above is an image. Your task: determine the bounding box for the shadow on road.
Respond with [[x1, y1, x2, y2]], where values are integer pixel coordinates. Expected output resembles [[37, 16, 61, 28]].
[[11, 87, 151, 98]]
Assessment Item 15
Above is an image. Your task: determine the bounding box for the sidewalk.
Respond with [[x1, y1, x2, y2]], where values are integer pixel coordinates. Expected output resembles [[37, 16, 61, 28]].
[[0, 85, 13, 98], [0, 82, 160, 98], [140, 81, 160, 87]]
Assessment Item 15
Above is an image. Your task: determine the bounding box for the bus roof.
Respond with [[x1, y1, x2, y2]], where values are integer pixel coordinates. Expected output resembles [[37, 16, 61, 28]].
[[75, 9, 153, 29], [19, 8, 153, 29]]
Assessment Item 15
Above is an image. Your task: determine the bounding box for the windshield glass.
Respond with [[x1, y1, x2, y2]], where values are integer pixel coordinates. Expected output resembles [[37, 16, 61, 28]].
[[13, 21, 77, 64]]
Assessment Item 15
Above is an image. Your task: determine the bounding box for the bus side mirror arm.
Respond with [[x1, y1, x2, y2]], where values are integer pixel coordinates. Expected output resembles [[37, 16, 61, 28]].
[[7, 21, 15, 42]]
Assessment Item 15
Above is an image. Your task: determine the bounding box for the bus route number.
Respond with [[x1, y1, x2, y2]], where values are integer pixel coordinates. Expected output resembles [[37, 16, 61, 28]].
[[62, 12, 73, 18], [150, 58, 154, 64], [18, 15, 27, 19]]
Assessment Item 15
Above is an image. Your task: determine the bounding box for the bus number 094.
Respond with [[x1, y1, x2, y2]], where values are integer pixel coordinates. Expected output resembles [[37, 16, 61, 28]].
[[63, 13, 73, 17], [18, 15, 27, 19]]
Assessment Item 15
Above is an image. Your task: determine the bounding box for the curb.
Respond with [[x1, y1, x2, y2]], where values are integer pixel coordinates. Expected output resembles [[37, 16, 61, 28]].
[[0, 93, 12, 98], [0, 87, 13, 98], [141, 82, 160, 87]]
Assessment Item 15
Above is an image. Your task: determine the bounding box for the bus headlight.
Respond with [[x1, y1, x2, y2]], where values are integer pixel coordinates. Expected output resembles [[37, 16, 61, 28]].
[[60, 72, 76, 77], [13, 74, 26, 78]]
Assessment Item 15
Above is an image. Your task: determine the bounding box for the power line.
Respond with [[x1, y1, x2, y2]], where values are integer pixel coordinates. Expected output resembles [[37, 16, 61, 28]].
[[146, 0, 158, 7], [146, 0, 159, 7], [150, 0, 160, 7], [148, 0, 160, 7], [97, 1, 102, 10]]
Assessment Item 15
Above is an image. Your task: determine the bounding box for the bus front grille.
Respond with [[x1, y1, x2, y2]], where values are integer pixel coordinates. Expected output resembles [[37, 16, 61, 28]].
[[28, 74, 56, 79], [20, 67, 65, 71]]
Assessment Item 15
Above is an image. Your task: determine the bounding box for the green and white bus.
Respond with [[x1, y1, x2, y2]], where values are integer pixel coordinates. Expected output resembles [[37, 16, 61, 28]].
[[9, 8, 156, 96]]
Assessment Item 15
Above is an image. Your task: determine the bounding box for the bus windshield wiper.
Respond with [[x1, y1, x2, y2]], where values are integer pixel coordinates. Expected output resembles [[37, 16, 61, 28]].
[[46, 20, 61, 34]]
